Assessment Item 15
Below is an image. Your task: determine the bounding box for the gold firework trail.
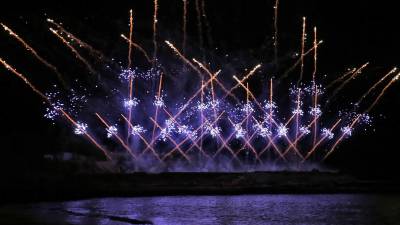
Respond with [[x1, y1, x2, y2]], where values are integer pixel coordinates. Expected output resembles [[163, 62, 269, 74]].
[[1, 23, 66, 87], [49, 28, 97, 75]]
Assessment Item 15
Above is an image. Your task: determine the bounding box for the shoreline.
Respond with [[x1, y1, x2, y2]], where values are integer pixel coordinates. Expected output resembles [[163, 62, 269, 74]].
[[1, 171, 400, 204]]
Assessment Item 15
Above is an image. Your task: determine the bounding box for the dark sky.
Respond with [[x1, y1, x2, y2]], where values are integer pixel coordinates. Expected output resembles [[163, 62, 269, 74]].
[[0, 0, 399, 177]]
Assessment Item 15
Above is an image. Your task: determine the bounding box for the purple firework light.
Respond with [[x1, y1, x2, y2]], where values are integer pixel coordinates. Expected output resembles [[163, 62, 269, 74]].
[[0, 1, 398, 172]]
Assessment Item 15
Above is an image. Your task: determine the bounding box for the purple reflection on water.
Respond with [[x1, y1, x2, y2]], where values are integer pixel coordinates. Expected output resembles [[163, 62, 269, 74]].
[[1, 194, 398, 225]]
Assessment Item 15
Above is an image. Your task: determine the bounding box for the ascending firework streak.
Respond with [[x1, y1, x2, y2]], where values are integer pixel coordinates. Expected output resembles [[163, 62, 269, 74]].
[[312, 29, 318, 146], [185, 112, 225, 157], [1, 23, 66, 87], [313, 84, 318, 146], [312, 27, 318, 82], [356, 67, 397, 106], [246, 82, 250, 138], [95, 113, 136, 160], [152, 74, 164, 141], [252, 117, 286, 160], [242, 82, 262, 162], [201, 0, 213, 47], [192, 58, 239, 102], [182, 0, 188, 54], [326, 67, 357, 89], [0, 57, 111, 160], [165, 40, 204, 77], [162, 108, 212, 159], [126, 9, 135, 141], [302, 119, 341, 162], [280, 40, 323, 81], [281, 116, 320, 158], [153, 0, 158, 61], [311, 27, 318, 147], [120, 34, 152, 64], [320, 73, 399, 160], [294, 89, 301, 148], [328, 62, 369, 101], [273, 0, 280, 72], [120, 115, 162, 162], [223, 64, 261, 99], [47, 19, 108, 63], [195, 0, 204, 60], [323, 115, 361, 160], [128, 9, 134, 69], [269, 78, 273, 125], [49, 28, 96, 75], [297, 17, 306, 85], [1, 3, 394, 171], [195, 59, 217, 120], [141, 70, 221, 154], [149, 117, 192, 162], [200, 79, 204, 153], [233, 76, 303, 159], [367, 72, 400, 112]]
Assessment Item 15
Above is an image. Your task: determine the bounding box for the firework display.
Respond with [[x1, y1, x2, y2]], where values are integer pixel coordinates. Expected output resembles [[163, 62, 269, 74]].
[[0, 1, 398, 172]]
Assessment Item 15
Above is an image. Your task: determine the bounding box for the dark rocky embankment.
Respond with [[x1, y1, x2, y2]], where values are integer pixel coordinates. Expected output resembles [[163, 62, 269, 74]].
[[1, 171, 400, 204]]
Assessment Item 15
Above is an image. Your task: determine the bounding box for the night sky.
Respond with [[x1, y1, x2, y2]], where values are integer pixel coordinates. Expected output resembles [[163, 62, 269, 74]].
[[0, 0, 399, 178]]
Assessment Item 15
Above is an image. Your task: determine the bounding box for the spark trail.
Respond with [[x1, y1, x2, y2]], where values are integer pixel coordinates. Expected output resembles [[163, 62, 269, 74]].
[[297, 17, 306, 85], [182, 0, 188, 54], [153, 0, 158, 61], [1, 23, 66, 87], [366, 72, 400, 112], [49, 28, 96, 75], [0, 57, 111, 160], [356, 67, 398, 106], [0, 3, 392, 172]]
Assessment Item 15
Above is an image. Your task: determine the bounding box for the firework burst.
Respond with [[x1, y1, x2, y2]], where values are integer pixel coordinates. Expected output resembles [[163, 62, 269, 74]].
[[0, 2, 397, 172]]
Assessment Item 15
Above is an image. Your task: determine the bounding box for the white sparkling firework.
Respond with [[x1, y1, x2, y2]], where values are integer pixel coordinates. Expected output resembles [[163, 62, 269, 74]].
[[165, 119, 175, 132], [119, 69, 136, 81], [264, 101, 277, 111], [289, 86, 301, 95], [177, 125, 197, 139], [131, 124, 146, 136], [106, 125, 118, 138], [119, 68, 162, 81], [205, 123, 221, 138], [44, 102, 64, 120], [124, 97, 139, 109], [158, 119, 175, 142], [233, 123, 246, 139], [44, 92, 65, 120], [241, 102, 254, 114], [196, 102, 208, 111], [361, 113, 372, 125], [299, 126, 311, 135], [209, 127, 221, 138], [153, 95, 165, 107], [2, 3, 387, 171], [159, 129, 168, 142], [292, 108, 304, 116], [321, 128, 334, 139], [177, 125, 189, 134], [341, 126, 353, 136], [209, 100, 220, 109], [309, 106, 322, 116], [277, 123, 288, 137], [253, 123, 272, 137], [74, 122, 88, 135], [142, 67, 161, 80]]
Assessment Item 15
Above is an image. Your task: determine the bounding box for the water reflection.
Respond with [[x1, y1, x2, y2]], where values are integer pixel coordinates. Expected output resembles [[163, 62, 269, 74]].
[[1, 194, 399, 225]]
